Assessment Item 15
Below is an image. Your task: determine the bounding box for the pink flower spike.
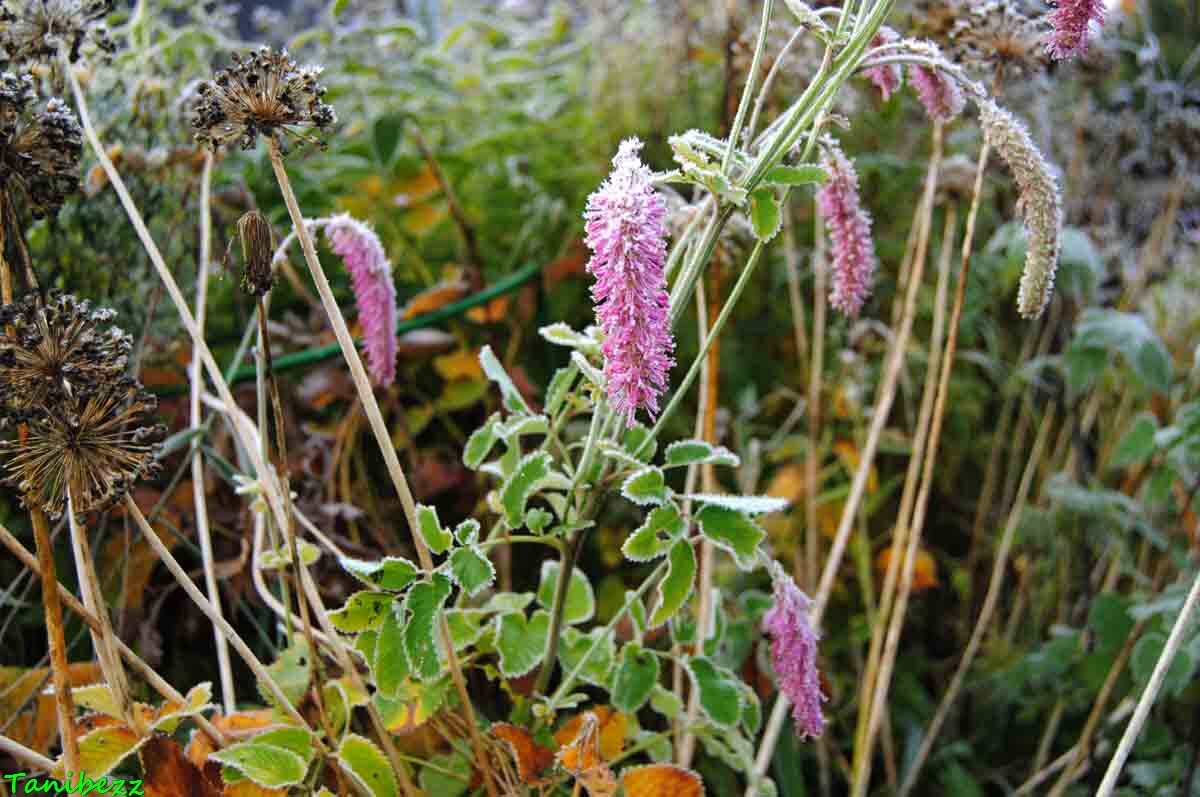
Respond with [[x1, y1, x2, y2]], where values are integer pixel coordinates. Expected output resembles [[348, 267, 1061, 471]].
[[584, 137, 675, 426], [863, 27, 902, 101], [763, 567, 826, 739], [325, 213, 398, 387], [817, 142, 877, 316], [910, 65, 965, 123], [1046, 0, 1105, 60]]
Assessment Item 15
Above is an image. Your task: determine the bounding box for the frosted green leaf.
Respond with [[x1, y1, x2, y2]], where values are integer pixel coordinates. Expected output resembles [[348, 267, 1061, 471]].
[[695, 505, 766, 571], [537, 560, 595, 625], [445, 609, 488, 650], [500, 451, 552, 527], [571, 350, 606, 387], [664, 440, 740, 468], [650, 539, 696, 628], [621, 466, 670, 506], [339, 556, 419, 592], [1109, 412, 1159, 470], [686, 656, 743, 728], [525, 507, 553, 533], [540, 322, 599, 354], [764, 164, 827, 185], [612, 643, 660, 713], [736, 680, 762, 735], [495, 610, 551, 677], [497, 414, 550, 439], [337, 734, 399, 797], [545, 365, 579, 417], [623, 505, 686, 562], [750, 188, 782, 242], [416, 504, 453, 555], [329, 591, 393, 633], [355, 630, 378, 665], [211, 732, 311, 789], [449, 546, 496, 597], [402, 575, 453, 680], [419, 752, 471, 797], [453, 519, 481, 546], [484, 592, 535, 613], [71, 727, 148, 780], [259, 540, 321, 570], [374, 602, 410, 698], [688, 494, 789, 515], [464, 414, 501, 469], [650, 684, 684, 719], [261, 640, 310, 710], [622, 423, 657, 463], [480, 345, 530, 413], [557, 626, 616, 688]]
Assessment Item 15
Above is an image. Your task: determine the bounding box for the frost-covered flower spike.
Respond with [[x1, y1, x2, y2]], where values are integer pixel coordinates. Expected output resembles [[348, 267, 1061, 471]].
[[817, 140, 878, 316], [325, 214, 398, 388]]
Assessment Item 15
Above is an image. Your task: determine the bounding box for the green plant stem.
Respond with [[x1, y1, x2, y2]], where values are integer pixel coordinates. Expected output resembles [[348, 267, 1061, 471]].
[[723, 0, 774, 172]]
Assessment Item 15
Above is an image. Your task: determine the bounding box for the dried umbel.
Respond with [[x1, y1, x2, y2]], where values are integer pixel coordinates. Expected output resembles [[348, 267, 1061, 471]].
[[584, 137, 675, 426], [979, 99, 1062, 319], [913, 0, 1050, 79], [817, 141, 877, 316], [191, 46, 337, 151], [0, 292, 130, 416], [325, 213, 397, 388], [0, 71, 81, 218], [0, 0, 115, 67], [0, 377, 165, 518]]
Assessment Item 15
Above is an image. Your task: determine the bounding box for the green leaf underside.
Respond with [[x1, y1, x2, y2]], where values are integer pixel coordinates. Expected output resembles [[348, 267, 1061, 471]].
[[537, 560, 596, 625], [695, 505, 766, 571], [689, 493, 789, 515], [651, 539, 697, 627]]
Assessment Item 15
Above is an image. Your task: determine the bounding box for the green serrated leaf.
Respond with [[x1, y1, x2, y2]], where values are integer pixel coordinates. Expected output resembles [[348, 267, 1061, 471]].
[[650, 684, 684, 719], [484, 592, 535, 613], [337, 734, 399, 797], [557, 626, 616, 688], [69, 726, 148, 780], [339, 556, 419, 592], [623, 423, 657, 463], [537, 561, 595, 624], [329, 591, 394, 633], [689, 494, 789, 515], [416, 505, 453, 555], [545, 365, 579, 417], [749, 188, 782, 242], [453, 519, 481, 546], [480, 345, 530, 413], [374, 602, 410, 698], [695, 506, 766, 571], [210, 740, 308, 789], [500, 452, 552, 527], [623, 504, 686, 562], [664, 440, 740, 468], [651, 540, 697, 627], [449, 546, 496, 597], [464, 415, 501, 469], [495, 610, 551, 677], [612, 643, 660, 713], [763, 164, 827, 185], [621, 466, 670, 506], [419, 752, 471, 797], [525, 508, 553, 533], [736, 680, 762, 736], [686, 656, 743, 728], [402, 575, 453, 680], [445, 609, 488, 651]]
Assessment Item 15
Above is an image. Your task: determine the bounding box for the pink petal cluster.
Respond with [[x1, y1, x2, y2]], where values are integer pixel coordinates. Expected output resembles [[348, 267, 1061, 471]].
[[763, 571, 825, 739], [584, 138, 675, 426], [910, 65, 965, 122], [325, 214, 397, 387], [863, 27, 902, 101], [1046, 0, 1105, 60], [817, 143, 877, 316]]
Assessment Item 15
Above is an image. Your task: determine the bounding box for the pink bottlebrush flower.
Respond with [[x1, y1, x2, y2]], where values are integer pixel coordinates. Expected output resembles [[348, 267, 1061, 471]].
[[863, 27, 902, 101], [763, 568, 825, 739], [817, 142, 877, 316], [584, 137, 675, 426], [325, 214, 398, 387], [910, 65, 965, 122], [1046, 0, 1105, 60]]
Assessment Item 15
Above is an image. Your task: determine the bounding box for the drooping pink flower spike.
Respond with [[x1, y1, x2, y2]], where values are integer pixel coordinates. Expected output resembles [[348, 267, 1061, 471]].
[[583, 137, 675, 426], [863, 27, 903, 101], [763, 563, 826, 739], [817, 140, 878, 316], [910, 64, 965, 123], [1046, 0, 1105, 60], [324, 213, 398, 387]]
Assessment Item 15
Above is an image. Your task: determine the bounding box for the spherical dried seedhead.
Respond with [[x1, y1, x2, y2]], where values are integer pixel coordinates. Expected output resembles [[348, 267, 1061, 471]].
[[915, 0, 1050, 79], [0, 376, 165, 518], [0, 72, 82, 217], [0, 292, 131, 418], [191, 46, 337, 152], [0, 0, 116, 68]]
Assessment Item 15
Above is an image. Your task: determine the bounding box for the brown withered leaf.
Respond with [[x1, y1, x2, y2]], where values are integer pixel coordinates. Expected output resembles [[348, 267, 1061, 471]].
[[490, 723, 555, 785], [140, 734, 223, 797], [556, 712, 618, 797], [621, 764, 705, 797]]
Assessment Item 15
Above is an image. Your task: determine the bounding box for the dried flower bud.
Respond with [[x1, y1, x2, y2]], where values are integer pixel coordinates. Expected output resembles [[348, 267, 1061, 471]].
[[0, 376, 165, 518], [978, 99, 1062, 318], [0, 0, 116, 68], [232, 210, 275, 297], [817, 140, 877, 316], [0, 71, 82, 218], [191, 46, 336, 152]]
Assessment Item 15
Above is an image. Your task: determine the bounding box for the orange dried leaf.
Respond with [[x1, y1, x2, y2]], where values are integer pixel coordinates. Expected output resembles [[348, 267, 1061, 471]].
[[833, 440, 878, 493], [433, 348, 484, 382], [140, 733, 223, 797], [554, 706, 627, 762], [465, 295, 510, 324], [766, 464, 807, 504], [403, 280, 470, 319], [621, 764, 705, 797], [490, 723, 555, 785], [874, 545, 940, 592]]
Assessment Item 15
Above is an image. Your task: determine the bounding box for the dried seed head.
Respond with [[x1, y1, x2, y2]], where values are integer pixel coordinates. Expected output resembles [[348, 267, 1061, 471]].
[[978, 99, 1063, 318], [0, 71, 81, 217], [233, 210, 275, 296], [0, 292, 131, 417], [0, 376, 165, 518], [191, 46, 337, 152], [913, 0, 1050, 79], [0, 0, 116, 68]]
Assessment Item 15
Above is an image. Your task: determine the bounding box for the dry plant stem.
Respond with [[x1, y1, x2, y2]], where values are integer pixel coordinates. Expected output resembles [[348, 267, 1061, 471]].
[[897, 405, 1054, 797], [65, 493, 145, 736], [250, 516, 334, 648], [751, 124, 946, 788], [125, 495, 310, 730], [29, 510, 80, 772], [264, 140, 497, 797], [190, 151, 236, 715], [850, 194, 955, 796], [0, 734, 55, 772], [1097, 566, 1200, 795], [0, 522, 228, 746]]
